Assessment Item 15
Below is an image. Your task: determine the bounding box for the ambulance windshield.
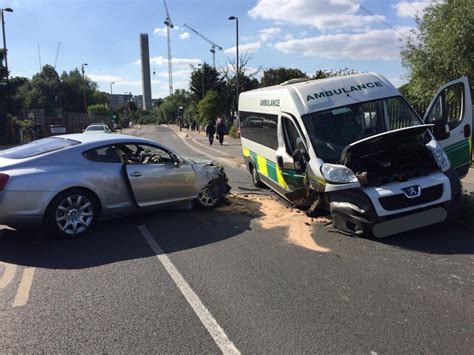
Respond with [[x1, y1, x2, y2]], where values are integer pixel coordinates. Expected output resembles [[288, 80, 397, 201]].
[[302, 96, 422, 163]]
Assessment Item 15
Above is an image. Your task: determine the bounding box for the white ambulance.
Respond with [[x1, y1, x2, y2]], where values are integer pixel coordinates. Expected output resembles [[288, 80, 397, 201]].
[[239, 73, 472, 237]]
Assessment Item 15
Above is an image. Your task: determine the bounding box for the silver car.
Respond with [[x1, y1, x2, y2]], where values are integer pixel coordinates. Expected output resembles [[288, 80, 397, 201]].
[[0, 134, 230, 237], [83, 124, 112, 133]]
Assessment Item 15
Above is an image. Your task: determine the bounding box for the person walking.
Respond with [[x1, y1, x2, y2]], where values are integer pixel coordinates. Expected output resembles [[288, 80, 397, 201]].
[[206, 121, 216, 145], [216, 118, 226, 146]]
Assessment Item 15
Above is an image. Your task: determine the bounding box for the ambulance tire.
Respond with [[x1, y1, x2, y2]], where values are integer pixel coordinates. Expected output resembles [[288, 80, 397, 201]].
[[250, 164, 265, 188]]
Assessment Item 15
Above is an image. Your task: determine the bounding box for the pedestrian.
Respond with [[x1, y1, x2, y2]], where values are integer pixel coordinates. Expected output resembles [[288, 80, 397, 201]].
[[216, 118, 226, 146], [206, 121, 216, 145]]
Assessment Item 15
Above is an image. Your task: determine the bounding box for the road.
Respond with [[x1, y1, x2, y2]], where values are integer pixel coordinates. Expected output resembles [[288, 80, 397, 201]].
[[0, 125, 473, 353]]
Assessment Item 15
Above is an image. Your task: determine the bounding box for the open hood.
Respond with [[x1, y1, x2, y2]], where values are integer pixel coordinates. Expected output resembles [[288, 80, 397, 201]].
[[340, 125, 433, 165]]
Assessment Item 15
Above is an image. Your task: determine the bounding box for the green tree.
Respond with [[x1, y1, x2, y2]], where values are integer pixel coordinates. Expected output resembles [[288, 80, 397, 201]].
[[260, 67, 308, 87], [88, 103, 111, 116], [197, 90, 223, 124], [158, 89, 192, 123], [401, 0, 474, 105], [189, 63, 223, 100]]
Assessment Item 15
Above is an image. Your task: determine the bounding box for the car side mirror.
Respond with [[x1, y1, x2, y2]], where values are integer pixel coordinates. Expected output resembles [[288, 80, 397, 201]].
[[172, 154, 181, 168], [292, 149, 307, 173], [433, 118, 450, 140]]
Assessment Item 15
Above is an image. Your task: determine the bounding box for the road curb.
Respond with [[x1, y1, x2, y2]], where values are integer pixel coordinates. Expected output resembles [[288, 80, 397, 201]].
[[169, 127, 247, 171]]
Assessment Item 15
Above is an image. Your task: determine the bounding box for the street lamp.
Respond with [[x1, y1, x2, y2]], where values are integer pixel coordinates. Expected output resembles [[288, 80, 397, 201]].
[[228, 16, 239, 114], [1, 7, 13, 76], [81, 63, 88, 117], [197, 63, 204, 99], [110, 81, 115, 110]]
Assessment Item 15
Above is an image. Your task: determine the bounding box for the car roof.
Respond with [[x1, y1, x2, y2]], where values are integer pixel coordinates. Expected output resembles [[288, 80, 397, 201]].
[[54, 133, 154, 145]]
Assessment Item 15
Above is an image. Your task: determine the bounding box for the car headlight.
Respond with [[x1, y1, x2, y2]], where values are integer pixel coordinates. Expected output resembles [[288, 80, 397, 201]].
[[320, 163, 358, 184], [428, 143, 451, 172]]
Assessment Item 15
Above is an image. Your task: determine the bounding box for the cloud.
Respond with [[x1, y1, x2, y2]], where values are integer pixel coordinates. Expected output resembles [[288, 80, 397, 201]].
[[153, 25, 180, 36], [179, 32, 190, 40], [392, 1, 430, 18], [87, 74, 123, 82], [259, 27, 281, 42], [248, 0, 385, 31], [274, 27, 413, 61], [134, 56, 201, 68], [224, 41, 262, 54]]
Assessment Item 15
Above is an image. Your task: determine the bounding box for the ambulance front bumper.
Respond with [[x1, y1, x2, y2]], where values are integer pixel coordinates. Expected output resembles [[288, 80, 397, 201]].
[[328, 169, 462, 238]]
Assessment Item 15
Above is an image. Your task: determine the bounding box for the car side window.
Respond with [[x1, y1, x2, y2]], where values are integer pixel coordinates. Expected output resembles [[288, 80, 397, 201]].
[[83, 146, 122, 163], [425, 82, 464, 130], [117, 144, 174, 165], [282, 116, 304, 155]]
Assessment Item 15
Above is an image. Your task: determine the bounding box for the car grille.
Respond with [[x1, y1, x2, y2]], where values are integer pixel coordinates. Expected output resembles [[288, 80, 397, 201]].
[[379, 184, 444, 211]]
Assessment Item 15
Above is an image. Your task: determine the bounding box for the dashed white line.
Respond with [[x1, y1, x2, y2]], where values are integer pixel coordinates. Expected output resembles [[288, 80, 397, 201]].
[[0, 262, 17, 289], [13, 267, 35, 307], [138, 225, 240, 354]]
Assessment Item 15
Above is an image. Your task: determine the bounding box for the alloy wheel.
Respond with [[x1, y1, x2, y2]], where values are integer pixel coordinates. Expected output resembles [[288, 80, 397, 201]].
[[55, 195, 94, 235]]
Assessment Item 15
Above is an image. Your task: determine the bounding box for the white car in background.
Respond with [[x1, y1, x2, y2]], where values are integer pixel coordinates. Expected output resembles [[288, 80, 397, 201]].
[[83, 124, 112, 133]]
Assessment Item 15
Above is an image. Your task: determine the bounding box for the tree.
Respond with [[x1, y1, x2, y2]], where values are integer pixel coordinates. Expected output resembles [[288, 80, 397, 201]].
[[197, 90, 223, 124], [88, 103, 111, 116], [401, 0, 474, 105], [189, 63, 223, 100], [260, 67, 307, 87], [158, 89, 192, 123]]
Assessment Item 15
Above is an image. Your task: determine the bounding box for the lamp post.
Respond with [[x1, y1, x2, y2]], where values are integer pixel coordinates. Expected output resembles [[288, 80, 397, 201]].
[[81, 63, 88, 118], [1, 7, 13, 76], [228, 16, 239, 114], [109, 81, 115, 110]]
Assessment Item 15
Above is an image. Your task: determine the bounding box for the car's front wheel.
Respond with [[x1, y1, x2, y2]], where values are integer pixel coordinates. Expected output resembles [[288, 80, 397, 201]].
[[44, 188, 100, 238], [196, 180, 222, 209]]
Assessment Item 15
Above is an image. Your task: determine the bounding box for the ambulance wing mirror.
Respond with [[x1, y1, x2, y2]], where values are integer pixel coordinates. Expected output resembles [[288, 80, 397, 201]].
[[433, 117, 450, 140], [292, 149, 308, 173]]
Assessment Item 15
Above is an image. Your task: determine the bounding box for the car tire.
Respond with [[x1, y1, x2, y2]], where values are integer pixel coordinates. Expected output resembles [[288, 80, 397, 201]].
[[44, 188, 100, 238], [250, 164, 265, 188], [196, 180, 222, 209]]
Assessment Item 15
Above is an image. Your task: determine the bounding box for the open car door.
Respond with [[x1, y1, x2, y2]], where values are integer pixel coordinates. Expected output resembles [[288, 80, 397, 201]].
[[423, 76, 472, 178]]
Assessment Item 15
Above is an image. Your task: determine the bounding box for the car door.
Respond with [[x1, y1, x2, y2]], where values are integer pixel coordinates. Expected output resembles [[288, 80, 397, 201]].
[[275, 115, 307, 193], [123, 143, 196, 207], [423, 76, 472, 177]]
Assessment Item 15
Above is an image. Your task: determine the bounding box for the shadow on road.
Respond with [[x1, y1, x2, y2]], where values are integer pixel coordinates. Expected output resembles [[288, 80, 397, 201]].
[[0, 198, 263, 269], [372, 222, 474, 255]]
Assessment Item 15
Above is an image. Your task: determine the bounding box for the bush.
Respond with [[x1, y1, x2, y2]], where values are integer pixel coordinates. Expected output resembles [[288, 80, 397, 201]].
[[229, 125, 239, 138]]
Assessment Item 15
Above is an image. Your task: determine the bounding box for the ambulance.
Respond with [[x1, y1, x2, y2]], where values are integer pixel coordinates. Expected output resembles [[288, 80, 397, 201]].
[[239, 73, 472, 237]]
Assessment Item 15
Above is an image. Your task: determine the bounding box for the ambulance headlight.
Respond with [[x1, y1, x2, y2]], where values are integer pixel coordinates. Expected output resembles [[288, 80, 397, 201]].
[[430, 144, 451, 172], [321, 163, 358, 184]]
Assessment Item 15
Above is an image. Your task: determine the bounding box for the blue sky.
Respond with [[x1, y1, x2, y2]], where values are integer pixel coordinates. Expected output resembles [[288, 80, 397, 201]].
[[6, 0, 431, 98]]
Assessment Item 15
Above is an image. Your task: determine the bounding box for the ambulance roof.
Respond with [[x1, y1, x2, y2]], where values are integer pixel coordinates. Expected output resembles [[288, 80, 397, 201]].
[[239, 73, 400, 115]]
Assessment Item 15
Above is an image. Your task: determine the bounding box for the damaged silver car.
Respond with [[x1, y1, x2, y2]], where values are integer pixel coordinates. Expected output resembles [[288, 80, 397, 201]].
[[0, 134, 230, 237]]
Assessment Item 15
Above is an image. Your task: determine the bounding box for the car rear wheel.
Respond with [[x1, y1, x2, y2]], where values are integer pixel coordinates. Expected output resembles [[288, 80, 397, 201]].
[[45, 188, 99, 238], [196, 181, 221, 209]]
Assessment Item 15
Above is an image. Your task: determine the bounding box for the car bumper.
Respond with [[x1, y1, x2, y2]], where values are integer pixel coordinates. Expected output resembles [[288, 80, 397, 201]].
[[329, 169, 462, 238], [0, 190, 56, 227]]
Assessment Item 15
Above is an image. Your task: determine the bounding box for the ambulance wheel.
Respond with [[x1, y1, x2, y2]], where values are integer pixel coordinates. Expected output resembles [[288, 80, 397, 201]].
[[250, 164, 265, 188]]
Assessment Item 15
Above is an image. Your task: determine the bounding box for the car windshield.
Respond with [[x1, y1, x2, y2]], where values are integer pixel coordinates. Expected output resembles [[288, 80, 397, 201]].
[[0, 137, 80, 159], [302, 96, 423, 163], [86, 126, 105, 131]]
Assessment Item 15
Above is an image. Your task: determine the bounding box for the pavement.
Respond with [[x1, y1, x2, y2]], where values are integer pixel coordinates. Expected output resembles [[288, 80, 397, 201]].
[[0, 125, 473, 353]]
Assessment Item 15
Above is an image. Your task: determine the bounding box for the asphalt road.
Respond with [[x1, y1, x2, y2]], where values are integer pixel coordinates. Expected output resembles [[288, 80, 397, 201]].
[[0, 125, 473, 353]]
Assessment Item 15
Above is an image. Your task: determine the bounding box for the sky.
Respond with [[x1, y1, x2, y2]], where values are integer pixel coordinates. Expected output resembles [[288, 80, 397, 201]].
[[5, 0, 433, 99]]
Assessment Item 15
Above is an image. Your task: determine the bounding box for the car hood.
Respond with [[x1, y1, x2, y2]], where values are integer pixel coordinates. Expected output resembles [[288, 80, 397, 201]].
[[340, 125, 433, 165]]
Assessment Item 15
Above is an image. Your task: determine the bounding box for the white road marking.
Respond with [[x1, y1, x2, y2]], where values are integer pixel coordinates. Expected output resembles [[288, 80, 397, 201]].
[[138, 225, 240, 355], [13, 267, 35, 307], [0, 262, 17, 289]]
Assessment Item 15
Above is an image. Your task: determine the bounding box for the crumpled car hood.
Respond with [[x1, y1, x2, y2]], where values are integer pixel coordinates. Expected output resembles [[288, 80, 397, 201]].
[[340, 125, 433, 165]]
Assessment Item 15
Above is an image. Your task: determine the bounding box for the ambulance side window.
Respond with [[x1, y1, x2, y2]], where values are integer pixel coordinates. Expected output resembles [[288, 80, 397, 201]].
[[282, 117, 304, 155], [425, 83, 464, 130]]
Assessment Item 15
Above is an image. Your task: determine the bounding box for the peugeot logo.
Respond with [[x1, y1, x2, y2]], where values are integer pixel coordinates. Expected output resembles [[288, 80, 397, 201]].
[[402, 185, 421, 198]]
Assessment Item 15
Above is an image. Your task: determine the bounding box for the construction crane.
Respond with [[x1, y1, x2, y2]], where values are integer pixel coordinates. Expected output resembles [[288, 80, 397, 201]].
[[183, 23, 222, 68], [162, 0, 173, 95]]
